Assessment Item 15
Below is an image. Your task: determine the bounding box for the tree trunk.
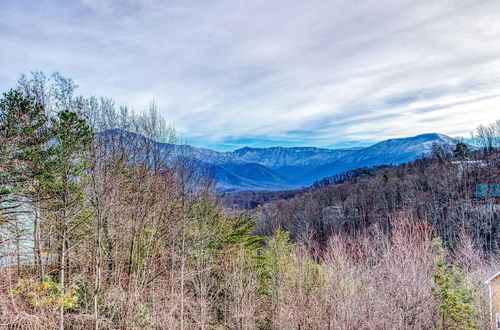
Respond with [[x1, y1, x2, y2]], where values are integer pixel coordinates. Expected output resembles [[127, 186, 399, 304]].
[[59, 230, 66, 330]]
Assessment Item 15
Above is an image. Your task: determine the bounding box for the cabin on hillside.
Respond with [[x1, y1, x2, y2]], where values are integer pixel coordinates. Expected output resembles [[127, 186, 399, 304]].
[[486, 271, 500, 329], [451, 159, 487, 177]]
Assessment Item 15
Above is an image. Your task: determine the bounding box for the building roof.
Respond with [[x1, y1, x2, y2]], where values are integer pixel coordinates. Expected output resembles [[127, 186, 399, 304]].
[[485, 270, 500, 284], [451, 160, 486, 165]]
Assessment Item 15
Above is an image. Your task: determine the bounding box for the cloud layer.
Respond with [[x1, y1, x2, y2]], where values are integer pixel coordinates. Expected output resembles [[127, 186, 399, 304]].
[[1, 0, 499, 150]]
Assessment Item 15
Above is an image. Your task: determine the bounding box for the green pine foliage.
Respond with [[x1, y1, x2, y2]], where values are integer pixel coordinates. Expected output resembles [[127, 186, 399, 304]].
[[0, 90, 50, 221], [432, 238, 479, 330], [186, 196, 266, 325], [453, 142, 470, 159], [36, 110, 93, 207]]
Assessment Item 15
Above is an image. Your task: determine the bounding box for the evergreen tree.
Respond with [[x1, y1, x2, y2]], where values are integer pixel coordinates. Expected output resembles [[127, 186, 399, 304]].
[[453, 142, 470, 159], [35, 110, 93, 330], [186, 196, 264, 326], [0, 90, 49, 221], [432, 238, 478, 330]]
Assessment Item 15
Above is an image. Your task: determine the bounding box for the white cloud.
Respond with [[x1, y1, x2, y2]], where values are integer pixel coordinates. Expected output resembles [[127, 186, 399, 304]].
[[1, 0, 499, 149]]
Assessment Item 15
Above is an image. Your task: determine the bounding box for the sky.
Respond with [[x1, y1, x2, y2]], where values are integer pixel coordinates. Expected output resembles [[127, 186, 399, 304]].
[[0, 0, 499, 151]]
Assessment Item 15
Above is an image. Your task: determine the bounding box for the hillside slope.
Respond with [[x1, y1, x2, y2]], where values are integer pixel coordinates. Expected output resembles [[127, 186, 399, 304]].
[[101, 130, 457, 192]]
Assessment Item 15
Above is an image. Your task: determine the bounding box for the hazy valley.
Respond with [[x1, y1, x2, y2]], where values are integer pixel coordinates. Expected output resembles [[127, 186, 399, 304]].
[[131, 131, 458, 192]]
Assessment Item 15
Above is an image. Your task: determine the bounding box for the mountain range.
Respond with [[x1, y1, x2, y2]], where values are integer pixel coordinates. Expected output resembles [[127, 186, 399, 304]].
[[103, 130, 457, 192], [171, 133, 457, 192]]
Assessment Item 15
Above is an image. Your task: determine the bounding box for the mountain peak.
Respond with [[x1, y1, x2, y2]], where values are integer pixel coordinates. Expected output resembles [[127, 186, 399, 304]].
[[413, 132, 454, 141], [97, 130, 459, 192]]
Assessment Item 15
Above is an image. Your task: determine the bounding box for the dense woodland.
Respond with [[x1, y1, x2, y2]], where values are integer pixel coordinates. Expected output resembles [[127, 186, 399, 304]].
[[239, 149, 500, 251], [0, 72, 499, 329]]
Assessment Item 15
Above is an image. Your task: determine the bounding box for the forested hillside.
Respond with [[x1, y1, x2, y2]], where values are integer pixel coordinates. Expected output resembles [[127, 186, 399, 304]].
[[0, 73, 499, 329], [253, 147, 499, 250]]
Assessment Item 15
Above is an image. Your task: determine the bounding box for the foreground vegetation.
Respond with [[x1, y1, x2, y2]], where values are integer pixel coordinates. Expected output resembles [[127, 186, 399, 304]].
[[0, 72, 498, 329]]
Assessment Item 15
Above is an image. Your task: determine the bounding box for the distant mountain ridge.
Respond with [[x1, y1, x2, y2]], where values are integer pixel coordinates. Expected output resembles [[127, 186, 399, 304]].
[[101, 130, 457, 192]]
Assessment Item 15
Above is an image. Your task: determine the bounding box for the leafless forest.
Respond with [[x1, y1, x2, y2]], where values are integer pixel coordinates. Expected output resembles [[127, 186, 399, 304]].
[[1, 73, 499, 329]]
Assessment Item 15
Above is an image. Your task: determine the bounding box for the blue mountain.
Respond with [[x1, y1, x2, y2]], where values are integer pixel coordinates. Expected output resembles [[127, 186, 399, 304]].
[[100, 130, 457, 192]]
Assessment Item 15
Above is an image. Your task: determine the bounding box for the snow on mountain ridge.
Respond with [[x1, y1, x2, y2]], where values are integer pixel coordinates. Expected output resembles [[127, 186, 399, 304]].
[[98, 130, 458, 192]]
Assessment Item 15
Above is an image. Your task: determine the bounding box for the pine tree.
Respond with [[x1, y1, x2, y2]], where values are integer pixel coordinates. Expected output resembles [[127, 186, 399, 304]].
[[432, 238, 478, 330], [0, 90, 49, 221], [453, 142, 470, 159], [186, 196, 264, 327], [35, 110, 93, 330]]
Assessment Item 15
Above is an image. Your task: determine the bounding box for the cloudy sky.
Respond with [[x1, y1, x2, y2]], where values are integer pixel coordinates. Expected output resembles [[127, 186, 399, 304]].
[[1, 0, 499, 150]]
